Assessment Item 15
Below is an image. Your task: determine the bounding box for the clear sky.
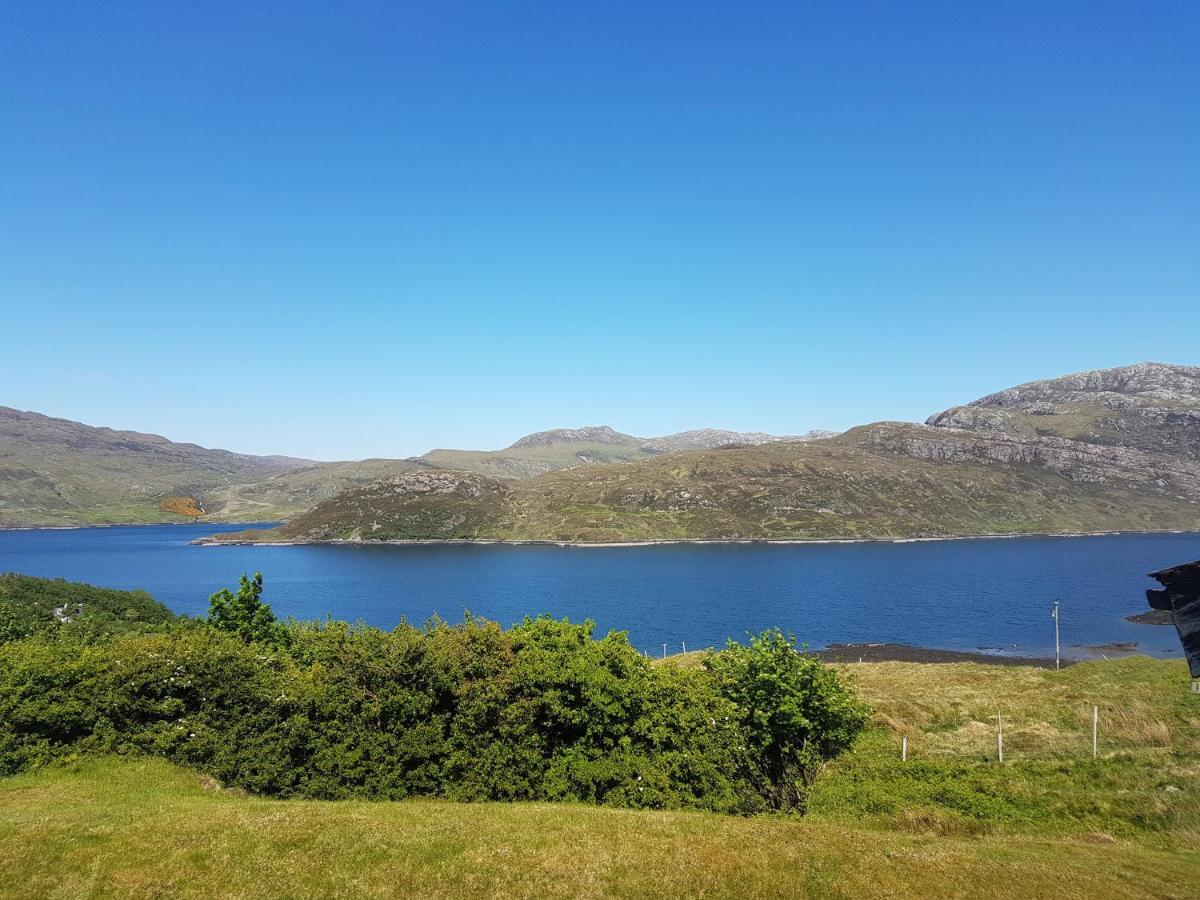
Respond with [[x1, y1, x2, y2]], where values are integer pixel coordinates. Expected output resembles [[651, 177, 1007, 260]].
[[2, 2, 1197, 460]]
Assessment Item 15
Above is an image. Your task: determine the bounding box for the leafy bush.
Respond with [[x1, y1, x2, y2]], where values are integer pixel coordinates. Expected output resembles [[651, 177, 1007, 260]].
[[705, 628, 869, 811], [0, 578, 865, 815], [205, 573, 288, 647]]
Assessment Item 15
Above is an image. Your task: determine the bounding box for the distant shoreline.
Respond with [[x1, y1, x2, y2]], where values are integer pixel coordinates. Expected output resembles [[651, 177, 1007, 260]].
[[3, 521, 1196, 547], [0, 521, 278, 533], [191, 528, 1200, 548], [814, 643, 1076, 667]]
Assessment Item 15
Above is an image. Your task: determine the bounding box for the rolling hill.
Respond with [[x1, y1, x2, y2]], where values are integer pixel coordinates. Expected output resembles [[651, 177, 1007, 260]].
[[0, 412, 830, 526], [0, 406, 314, 526], [6, 362, 1198, 534], [419, 426, 829, 479], [211, 362, 1200, 544]]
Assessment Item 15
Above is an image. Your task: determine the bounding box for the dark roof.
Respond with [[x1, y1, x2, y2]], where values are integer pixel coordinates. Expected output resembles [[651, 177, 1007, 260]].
[[1149, 559, 1200, 582]]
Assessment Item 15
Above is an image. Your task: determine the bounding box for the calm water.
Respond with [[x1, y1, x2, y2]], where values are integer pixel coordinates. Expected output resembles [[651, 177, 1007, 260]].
[[1, 524, 1196, 660]]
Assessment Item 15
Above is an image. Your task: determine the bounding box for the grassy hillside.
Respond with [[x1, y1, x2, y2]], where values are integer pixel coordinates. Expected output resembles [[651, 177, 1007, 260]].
[[0, 573, 176, 641], [200, 457, 438, 522], [217, 422, 1200, 543], [418, 428, 825, 480], [0, 402, 443, 525], [6, 363, 1199, 529], [3, 656, 1196, 899], [0, 406, 313, 527], [421, 441, 653, 479], [0, 406, 815, 526], [8, 363, 1198, 529]]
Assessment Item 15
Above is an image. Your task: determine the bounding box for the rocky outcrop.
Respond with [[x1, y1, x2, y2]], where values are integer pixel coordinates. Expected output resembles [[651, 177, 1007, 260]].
[[508, 426, 640, 449], [861, 422, 1200, 502], [509, 426, 835, 452], [971, 362, 1200, 407], [927, 363, 1200, 460], [640, 429, 836, 453]]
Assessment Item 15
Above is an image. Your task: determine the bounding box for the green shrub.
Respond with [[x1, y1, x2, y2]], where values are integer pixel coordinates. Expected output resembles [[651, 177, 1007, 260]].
[[0, 578, 865, 815], [705, 629, 869, 812], [205, 573, 288, 647]]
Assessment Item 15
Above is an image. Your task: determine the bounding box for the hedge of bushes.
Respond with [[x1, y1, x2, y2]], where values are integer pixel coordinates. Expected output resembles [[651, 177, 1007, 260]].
[[0, 575, 866, 814]]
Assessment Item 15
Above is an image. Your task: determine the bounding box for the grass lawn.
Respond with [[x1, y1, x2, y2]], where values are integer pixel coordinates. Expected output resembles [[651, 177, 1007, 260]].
[[2, 757, 1197, 899], [2, 657, 1197, 898]]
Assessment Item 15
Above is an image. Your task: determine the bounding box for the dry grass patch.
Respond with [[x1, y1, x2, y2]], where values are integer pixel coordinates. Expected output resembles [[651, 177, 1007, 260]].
[[836, 657, 1194, 760]]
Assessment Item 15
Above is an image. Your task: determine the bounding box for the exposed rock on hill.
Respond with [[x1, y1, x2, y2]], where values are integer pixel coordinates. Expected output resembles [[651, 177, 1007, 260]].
[[509, 426, 640, 449], [640, 429, 836, 453], [860, 422, 1200, 503], [928, 362, 1200, 460]]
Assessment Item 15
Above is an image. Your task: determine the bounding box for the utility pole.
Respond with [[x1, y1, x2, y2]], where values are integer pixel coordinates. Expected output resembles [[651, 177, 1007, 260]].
[[1052, 601, 1061, 670]]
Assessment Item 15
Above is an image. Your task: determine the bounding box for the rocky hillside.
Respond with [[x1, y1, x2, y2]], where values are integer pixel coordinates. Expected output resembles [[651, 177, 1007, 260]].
[[509, 426, 639, 449], [214, 422, 1200, 545], [11, 363, 1198, 532], [927, 362, 1200, 460], [213, 363, 1200, 544], [641, 428, 836, 453]]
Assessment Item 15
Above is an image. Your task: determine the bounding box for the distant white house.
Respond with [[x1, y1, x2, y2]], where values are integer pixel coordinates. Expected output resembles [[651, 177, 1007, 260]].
[[53, 603, 83, 623]]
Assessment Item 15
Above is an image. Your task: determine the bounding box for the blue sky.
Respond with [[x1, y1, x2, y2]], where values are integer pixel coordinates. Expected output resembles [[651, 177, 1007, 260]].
[[2, 2, 1197, 460]]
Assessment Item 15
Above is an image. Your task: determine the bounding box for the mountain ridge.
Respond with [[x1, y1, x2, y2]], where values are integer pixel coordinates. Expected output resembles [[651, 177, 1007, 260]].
[[927, 362, 1200, 460], [0, 405, 834, 525], [208, 362, 1200, 544]]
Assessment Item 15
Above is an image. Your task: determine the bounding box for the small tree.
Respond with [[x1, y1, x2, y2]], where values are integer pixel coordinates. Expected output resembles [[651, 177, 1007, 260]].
[[705, 629, 867, 813], [206, 573, 286, 646]]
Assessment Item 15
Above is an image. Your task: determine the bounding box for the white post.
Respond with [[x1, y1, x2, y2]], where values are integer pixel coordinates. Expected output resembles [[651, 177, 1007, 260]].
[[997, 714, 1004, 763], [662, 642, 667, 659], [1092, 705, 1098, 759], [901, 735, 907, 762], [682, 641, 687, 654], [1052, 601, 1060, 670]]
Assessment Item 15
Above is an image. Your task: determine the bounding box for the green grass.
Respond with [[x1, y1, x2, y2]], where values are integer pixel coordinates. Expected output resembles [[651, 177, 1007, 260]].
[[1, 756, 1197, 899], [2, 657, 1198, 898]]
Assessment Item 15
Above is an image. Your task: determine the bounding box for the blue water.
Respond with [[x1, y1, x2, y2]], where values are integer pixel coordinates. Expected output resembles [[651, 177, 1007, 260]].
[[0, 525, 1195, 660]]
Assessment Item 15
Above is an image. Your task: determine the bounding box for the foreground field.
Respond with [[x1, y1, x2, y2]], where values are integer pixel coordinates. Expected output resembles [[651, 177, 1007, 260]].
[[0, 756, 1195, 900], [2, 657, 1197, 899]]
